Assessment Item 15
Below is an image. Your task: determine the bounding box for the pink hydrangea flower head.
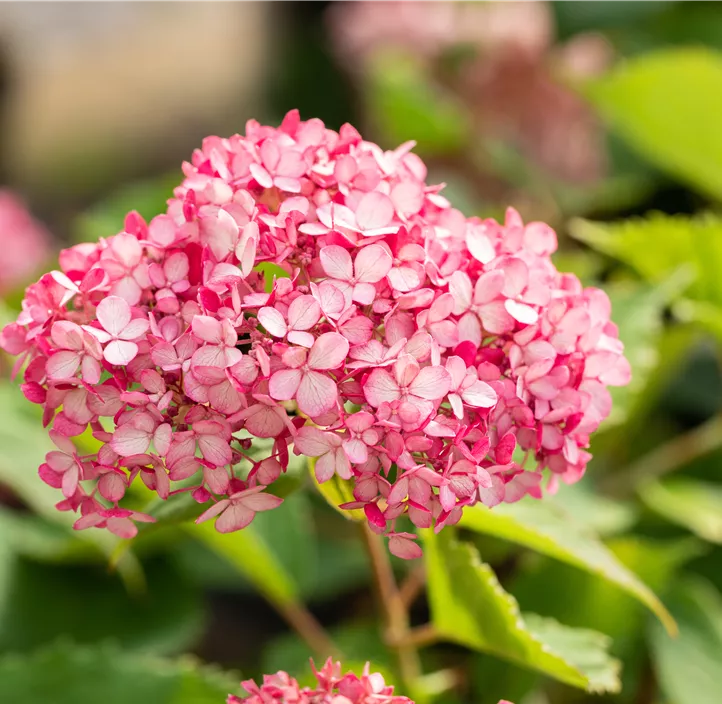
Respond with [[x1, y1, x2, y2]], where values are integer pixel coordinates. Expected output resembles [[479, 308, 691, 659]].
[[0, 111, 629, 556]]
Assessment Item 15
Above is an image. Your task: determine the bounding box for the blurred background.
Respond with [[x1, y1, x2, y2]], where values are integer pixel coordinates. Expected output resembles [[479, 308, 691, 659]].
[[1, 2, 722, 703]]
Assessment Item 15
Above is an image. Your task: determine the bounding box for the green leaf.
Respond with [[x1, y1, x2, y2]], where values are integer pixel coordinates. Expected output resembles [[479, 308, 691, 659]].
[[570, 213, 721, 304], [0, 556, 203, 655], [191, 519, 299, 608], [640, 477, 722, 543], [605, 275, 690, 425], [423, 530, 621, 692], [584, 48, 722, 200], [649, 578, 722, 704], [523, 614, 621, 695], [459, 499, 675, 634], [365, 51, 471, 156], [309, 458, 364, 521], [0, 642, 239, 704], [548, 482, 637, 537], [254, 262, 291, 293], [0, 383, 144, 589]]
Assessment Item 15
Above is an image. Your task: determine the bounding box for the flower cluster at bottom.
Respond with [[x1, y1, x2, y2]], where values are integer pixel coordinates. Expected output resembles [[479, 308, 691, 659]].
[[229, 659, 511, 704]]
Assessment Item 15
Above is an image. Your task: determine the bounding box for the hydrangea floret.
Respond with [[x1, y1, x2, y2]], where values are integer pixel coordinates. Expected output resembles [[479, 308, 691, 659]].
[[227, 658, 514, 704], [0, 111, 630, 558]]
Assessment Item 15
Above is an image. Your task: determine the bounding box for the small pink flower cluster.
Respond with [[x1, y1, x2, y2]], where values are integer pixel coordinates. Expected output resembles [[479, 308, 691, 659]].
[[229, 659, 514, 704], [0, 111, 629, 556], [228, 659, 412, 704]]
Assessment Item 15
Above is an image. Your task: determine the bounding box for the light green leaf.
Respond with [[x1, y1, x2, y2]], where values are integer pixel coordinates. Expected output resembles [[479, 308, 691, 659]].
[[0, 642, 240, 704], [649, 578, 722, 704], [548, 482, 637, 537], [254, 262, 291, 293], [460, 499, 675, 634], [423, 530, 621, 692], [523, 614, 621, 695], [584, 48, 722, 200], [570, 213, 722, 303], [640, 477, 722, 543]]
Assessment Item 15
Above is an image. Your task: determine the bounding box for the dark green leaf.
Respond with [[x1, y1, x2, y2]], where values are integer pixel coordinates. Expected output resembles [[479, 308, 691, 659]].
[[0, 557, 203, 655], [0, 642, 239, 704], [649, 578, 722, 704]]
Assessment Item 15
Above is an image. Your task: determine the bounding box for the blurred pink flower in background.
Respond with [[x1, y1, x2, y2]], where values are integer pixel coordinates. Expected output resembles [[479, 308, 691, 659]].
[[0, 189, 51, 295], [330, 1, 612, 184]]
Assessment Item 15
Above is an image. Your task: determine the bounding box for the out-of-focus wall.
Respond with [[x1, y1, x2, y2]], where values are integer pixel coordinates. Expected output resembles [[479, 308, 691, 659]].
[[0, 2, 272, 200]]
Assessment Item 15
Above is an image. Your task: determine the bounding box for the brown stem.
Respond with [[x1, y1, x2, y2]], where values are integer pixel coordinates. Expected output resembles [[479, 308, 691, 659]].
[[603, 413, 722, 496], [275, 601, 341, 660], [398, 564, 426, 610], [360, 524, 422, 690], [386, 623, 440, 650]]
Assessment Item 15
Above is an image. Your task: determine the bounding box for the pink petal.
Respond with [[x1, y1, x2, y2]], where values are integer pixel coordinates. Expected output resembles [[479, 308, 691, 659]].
[[269, 368, 303, 401], [46, 350, 81, 380], [391, 181, 424, 217], [308, 332, 349, 370], [216, 503, 255, 532], [98, 472, 126, 502], [449, 271, 473, 314], [198, 434, 232, 467], [118, 317, 150, 341], [97, 296, 131, 337], [241, 492, 284, 512], [111, 424, 151, 457], [107, 517, 138, 540], [355, 191, 394, 230], [258, 307, 288, 337], [288, 295, 321, 330], [296, 370, 338, 417], [104, 340, 139, 366], [363, 368, 401, 407], [192, 315, 223, 344], [387, 266, 421, 292], [462, 380, 498, 408], [320, 245, 353, 281], [409, 365, 451, 400], [315, 451, 336, 483], [241, 404, 286, 438], [505, 299, 538, 325], [294, 426, 337, 456], [196, 499, 230, 524], [343, 438, 368, 464], [354, 244, 393, 283], [466, 227, 495, 264], [352, 282, 377, 305], [389, 534, 423, 560]]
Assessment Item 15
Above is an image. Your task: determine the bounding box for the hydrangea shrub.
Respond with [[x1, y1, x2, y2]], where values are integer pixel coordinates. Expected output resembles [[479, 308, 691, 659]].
[[0, 111, 630, 558]]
